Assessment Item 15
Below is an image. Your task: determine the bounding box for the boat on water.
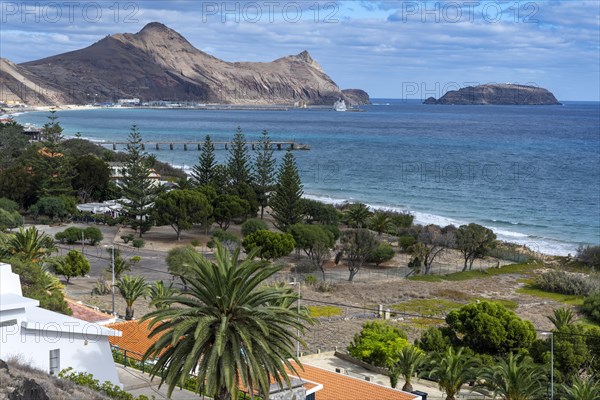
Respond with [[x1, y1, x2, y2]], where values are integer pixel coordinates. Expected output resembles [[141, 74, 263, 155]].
[[333, 98, 347, 112]]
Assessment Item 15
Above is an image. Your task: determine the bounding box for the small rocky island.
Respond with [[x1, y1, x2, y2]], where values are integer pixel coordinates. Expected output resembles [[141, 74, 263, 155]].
[[424, 84, 561, 105]]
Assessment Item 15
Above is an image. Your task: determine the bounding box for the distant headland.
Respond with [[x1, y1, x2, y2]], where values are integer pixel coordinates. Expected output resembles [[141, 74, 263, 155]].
[[424, 84, 561, 105]]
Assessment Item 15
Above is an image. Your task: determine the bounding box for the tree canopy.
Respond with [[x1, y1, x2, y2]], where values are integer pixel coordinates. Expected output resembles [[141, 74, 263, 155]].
[[154, 189, 212, 240]]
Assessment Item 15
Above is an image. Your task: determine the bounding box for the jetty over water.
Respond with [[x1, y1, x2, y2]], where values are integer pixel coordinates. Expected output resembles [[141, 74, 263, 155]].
[[103, 141, 310, 151]]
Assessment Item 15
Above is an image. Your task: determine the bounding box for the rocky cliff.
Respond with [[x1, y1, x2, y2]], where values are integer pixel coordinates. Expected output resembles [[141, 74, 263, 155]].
[[342, 89, 371, 106], [424, 84, 561, 105], [2, 22, 366, 106]]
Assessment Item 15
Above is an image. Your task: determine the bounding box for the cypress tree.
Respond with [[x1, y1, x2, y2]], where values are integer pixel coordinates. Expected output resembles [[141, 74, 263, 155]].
[[227, 127, 252, 187], [270, 150, 303, 230], [192, 134, 216, 186], [119, 125, 160, 237], [254, 130, 276, 219]]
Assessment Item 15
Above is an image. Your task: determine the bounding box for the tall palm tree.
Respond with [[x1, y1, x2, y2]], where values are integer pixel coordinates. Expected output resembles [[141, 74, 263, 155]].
[[389, 345, 425, 391], [6, 227, 54, 262], [548, 307, 576, 330], [560, 375, 600, 400], [475, 353, 547, 400], [423, 347, 478, 400], [142, 242, 313, 400], [370, 212, 391, 236], [115, 275, 149, 320], [148, 280, 178, 310]]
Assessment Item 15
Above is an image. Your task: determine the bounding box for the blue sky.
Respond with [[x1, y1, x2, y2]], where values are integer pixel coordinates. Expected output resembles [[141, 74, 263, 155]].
[[1, 0, 599, 100]]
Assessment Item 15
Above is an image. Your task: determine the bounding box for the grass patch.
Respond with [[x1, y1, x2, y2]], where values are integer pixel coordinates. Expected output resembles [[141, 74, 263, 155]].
[[407, 275, 443, 282], [408, 263, 540, 283], [470, 298, 518, 310], [398, 317, 443, 330], [516, 284, 586, 306], [435, 289, 470, 301], [392, 299, 463, 317], [307, 305, 343, 318]]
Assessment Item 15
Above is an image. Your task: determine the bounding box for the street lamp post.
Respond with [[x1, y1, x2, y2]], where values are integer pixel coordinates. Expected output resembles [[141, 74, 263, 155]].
[[543, 332, 554, 400], [111, 245, 115, 315], [290, 281, 301, 358]]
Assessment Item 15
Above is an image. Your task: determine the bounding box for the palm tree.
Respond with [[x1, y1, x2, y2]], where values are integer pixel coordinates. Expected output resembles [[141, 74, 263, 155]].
[[388, 345, 425, 391], [560, 375, 600, 400], [475, 353, 547, 400], [115, 275, 149, 320], [148, 280, 178, 310], [423, 347, 478, 400], [370, 212, 391, 236], [6, 227, 54, 262], [345, 203, 372, 228], [548, 307, 576, 330], [142, 242, 313, 400]]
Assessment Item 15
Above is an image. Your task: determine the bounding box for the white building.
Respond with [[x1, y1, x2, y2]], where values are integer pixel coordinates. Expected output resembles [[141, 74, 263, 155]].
[[0, 263, 121, 385]]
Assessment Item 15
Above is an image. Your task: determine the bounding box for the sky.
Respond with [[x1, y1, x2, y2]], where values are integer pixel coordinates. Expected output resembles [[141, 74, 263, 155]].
[[0, 0, 599, 101]]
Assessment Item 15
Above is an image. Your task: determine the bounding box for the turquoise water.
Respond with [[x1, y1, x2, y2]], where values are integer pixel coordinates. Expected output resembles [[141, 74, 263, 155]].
[[14, 100, 600, 255]]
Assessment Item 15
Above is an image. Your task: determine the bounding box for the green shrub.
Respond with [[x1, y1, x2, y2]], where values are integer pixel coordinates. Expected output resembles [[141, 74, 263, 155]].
[[0, 208, 21, 231], [0, 197, 19, 212], [582, 292, 600, 324], [348, 321, 409, 367], [577, 245, 600, 269], [29, 196, 71, 221], [398, 235, 416, 252], [55, 227, 84, 244], [121, 234, 134, 243], [366, 243, 395, 266], [190, 239, 200, 247], [304, 274, 317, 285], [241, 218, 268, 236], [535, 270, 598, 296], [208, 228, 240, 250], [132, 239, 145, 248], [415, 326, 453, 353], [84, 226, 103, 245], [58, 367, 149, 400], [242, 230, 295, 260]]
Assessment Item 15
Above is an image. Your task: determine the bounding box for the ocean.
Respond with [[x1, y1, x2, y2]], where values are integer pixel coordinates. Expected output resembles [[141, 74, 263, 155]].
[[13, 100, 600, 256]]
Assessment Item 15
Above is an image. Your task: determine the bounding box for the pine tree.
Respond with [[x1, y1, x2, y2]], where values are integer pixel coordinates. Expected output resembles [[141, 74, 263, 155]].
[[227, 127, 252, 187], [119, 125, 160, 237], [270, 150, 303, 231], [192, 134, 216, 186], [36, 111, 74, 197], [254, 130, 276, 219]]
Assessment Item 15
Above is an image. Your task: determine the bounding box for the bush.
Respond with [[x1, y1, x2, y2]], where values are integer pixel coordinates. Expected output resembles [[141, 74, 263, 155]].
[[84, 226, 103, 245], [415, 326, 453, 353], [348, 321, 409, 367], [190, 239, 200, 247], [304, 274, 317, 285], [577, 245, 600, 269], [398, 235, 416, 252], [0, 208, 21, 231], [208, 228, 240, 250], [241, 218, 268, 236], [0, 197, 19, 212], [242, 230, 295, 260], [121, 234, 134, 244], [55, 227, 84, 244], [366, 243, 395, 266], [535, 270, 598, 296], [582, 292, 600, 324], [445, 301, 536, 356], [132, 239, 145, 248], [29, 196, 71, 221]]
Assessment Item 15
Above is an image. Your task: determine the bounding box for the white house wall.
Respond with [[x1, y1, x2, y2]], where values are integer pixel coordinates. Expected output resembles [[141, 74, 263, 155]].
[[1, 326, 120, 385]]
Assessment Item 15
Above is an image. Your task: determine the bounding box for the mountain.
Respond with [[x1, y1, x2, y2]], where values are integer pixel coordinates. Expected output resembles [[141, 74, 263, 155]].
[[2, 22, 368, 106], [423, 84, 561, 105]]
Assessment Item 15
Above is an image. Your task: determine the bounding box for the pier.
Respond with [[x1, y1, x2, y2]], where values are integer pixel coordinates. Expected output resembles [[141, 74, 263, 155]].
[[104, 141, 310, 151]]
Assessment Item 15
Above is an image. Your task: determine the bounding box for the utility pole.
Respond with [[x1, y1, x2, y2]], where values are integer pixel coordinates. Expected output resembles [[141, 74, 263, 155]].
[[111, 245, 115, 315]]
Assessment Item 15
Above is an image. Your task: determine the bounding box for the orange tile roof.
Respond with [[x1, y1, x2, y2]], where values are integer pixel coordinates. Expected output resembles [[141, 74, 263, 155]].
[[66, 299, 115, 324], [106, 319, 165, 360], [289, 362, 418, 400]]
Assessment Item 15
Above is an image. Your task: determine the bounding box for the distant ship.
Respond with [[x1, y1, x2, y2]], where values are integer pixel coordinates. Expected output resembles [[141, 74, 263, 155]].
[[333, 98, 347, 112]]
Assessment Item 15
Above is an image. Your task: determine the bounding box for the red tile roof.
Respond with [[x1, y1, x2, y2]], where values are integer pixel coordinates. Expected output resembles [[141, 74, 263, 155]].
[[106, 319, 165, 360], [66, 299, 115, 324], [290, 362, 418, 400]]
